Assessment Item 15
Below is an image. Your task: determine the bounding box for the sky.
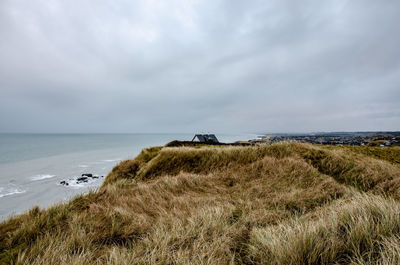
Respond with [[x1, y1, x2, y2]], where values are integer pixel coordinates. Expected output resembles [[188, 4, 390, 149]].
[[0, 0, 399, 133]]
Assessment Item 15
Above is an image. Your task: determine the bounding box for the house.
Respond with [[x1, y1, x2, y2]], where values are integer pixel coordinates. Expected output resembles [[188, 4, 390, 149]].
[[191, 134, 219, 143]]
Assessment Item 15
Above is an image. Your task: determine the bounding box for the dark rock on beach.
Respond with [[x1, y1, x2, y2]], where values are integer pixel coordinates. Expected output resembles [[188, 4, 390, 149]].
[[77, 176, 89, 183], [60, 173, 103, 186], [60, 180, 69, 186]]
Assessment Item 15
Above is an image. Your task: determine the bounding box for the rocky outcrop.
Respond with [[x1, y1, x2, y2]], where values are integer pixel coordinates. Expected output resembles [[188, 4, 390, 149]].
[[60, 174, 104, 186]]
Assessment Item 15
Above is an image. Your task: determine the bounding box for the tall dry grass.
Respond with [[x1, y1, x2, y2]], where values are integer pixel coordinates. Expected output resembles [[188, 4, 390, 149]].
[[1, 142, 400, 264], [248, 193, 400, 264]]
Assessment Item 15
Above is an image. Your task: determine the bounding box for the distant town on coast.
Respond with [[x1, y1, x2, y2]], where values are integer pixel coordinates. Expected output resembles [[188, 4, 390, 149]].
[[248, 131, 400, 147]]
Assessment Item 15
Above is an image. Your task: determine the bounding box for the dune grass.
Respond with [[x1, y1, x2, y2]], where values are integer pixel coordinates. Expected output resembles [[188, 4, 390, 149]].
[[248, 193, 400, 264], [340, 145, 400, 165], [1, 142, 400, 264]]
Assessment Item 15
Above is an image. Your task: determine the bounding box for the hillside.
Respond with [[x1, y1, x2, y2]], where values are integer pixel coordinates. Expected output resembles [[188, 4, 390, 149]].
[[1, 143, 400, 264]]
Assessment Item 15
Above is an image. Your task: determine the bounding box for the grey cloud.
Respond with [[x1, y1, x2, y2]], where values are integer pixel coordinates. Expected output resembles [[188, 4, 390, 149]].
[[0, 0, 399, 133]]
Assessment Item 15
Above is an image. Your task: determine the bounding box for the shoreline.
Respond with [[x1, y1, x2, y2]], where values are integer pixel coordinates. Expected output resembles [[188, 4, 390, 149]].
[[2, 142, 400, 263], [0, 133, 256, 221]]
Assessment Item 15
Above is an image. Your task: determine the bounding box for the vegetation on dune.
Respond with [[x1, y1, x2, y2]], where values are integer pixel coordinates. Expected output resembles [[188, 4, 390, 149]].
[[1, 142, 400, 264], [248, 193, 400, 264], [340, 145, 400, 165]]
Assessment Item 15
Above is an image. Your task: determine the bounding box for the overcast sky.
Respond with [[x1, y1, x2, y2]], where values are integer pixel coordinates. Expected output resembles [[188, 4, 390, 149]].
[[0, 0, 399, 133]]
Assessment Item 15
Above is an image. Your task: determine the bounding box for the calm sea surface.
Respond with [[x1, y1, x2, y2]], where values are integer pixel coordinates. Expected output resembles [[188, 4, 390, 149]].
[[0, 133, 255, 220]]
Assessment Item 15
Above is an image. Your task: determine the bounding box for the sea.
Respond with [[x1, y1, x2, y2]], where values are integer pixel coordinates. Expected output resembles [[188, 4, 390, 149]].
[[0, 133, 256, 221]]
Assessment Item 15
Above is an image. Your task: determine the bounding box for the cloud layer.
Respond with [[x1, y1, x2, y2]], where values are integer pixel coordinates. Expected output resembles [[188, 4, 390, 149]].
[[1, 0, 399, 133]]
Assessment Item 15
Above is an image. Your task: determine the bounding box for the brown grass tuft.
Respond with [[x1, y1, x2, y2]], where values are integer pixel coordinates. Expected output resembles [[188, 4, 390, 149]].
[[1, 142, 400, 264]]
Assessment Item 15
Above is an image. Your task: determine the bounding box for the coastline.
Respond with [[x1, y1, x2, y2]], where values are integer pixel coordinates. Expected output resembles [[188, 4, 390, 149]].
[[1, 142, 400, 264], [0, 133, 256, 221]]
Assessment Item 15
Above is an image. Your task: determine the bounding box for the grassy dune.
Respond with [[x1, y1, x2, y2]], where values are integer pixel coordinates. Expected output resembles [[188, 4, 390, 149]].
[[1, 142, 400, 264]]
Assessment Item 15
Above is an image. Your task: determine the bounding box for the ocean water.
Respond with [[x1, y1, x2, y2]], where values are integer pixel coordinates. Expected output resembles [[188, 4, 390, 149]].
[[0, 133, 255, 221]]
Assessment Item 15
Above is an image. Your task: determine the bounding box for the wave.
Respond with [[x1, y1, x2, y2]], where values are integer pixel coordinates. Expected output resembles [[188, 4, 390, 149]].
[[101, 159, 122, 162], [30, 174, 56, 181], [66, 182, 88, 189], [64, 178, 98, 189], [0, 187, 26, 198]]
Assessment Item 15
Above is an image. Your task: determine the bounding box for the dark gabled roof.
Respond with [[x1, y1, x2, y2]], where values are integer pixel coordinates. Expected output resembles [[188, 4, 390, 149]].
[[192, 134, 206, 142], [192, 134, 219, 143], [205, 134, 219, 142]]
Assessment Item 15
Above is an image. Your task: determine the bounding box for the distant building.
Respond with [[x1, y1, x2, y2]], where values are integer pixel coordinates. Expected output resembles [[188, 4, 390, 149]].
[[384, 141, 392, 146], [192, 134, 219, 143]]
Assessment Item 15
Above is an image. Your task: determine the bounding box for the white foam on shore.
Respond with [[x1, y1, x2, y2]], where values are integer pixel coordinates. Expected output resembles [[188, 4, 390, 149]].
[[66, 182, 87, 189], [78, 165, 89, 168], [66, 178, 98, 189], [0, 187, 26, 198], [101, 159, 122, 162], [30, 174, 56, 181]]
